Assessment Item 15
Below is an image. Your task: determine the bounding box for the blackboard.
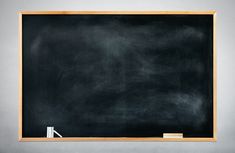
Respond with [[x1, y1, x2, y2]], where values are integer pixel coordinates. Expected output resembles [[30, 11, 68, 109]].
[[19, 11, 216, 141]]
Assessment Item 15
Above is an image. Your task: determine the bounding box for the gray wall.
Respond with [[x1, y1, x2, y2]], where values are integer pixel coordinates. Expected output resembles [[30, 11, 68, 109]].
[[0, 0, 234, 152]]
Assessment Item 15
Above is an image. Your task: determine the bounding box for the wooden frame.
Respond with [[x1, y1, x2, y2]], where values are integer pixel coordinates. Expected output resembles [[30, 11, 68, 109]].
[[18, 11, 216, 142]]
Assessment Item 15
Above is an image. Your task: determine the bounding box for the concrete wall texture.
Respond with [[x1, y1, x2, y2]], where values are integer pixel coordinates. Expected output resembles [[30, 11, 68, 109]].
[[0, 0, 234, 152]]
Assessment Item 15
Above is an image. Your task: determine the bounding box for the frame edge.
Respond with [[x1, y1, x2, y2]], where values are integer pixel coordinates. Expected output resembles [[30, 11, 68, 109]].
[[17, 10, 216, 15], [213, 11, 217, 142], [18, 12, 23, 141]]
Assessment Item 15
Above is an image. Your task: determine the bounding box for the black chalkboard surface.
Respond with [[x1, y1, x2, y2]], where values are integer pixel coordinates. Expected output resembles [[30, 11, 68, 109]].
[[19, 12, 216, 141]]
